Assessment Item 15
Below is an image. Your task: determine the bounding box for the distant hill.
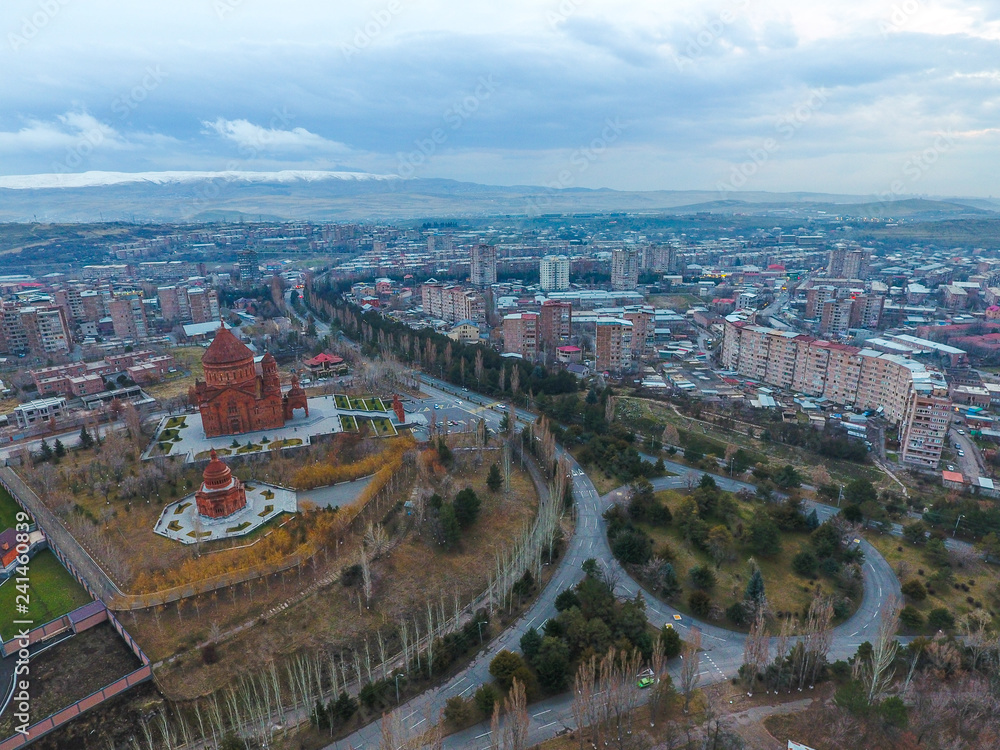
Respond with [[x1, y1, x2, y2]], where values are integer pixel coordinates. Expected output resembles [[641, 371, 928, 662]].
[[0, 170, 994, 223]]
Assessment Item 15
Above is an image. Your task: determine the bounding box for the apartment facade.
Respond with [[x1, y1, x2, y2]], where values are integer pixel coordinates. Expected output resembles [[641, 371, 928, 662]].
[[722, 320, 950, 467], [108, 296, 149, 341], [595, 318, 633, 373], [611, 247, 640, 291], [539, 255, 570, 291], [0, 303, 72, 356], [421, 283, 486, 324], [503, 312, 538, 360], [471, 243, 497, 287], [538, 300, 572, 352]]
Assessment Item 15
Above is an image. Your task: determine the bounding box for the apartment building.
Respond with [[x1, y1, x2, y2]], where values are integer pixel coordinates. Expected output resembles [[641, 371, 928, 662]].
[[722, 320, 950, 467], [538, 300, 572, 351], [595, 318, 633, 373], [623, 307, 655, 359], [0, 303, 72, 356], [420, 283, 485, 324], [471, 243, 497, 287], [539, 255, 570, 291], [611, 247, 640, 291], [108, 296, 149, 341], [826, 247, 870, 279], [503, 312, 538, 360], [187, 288, 220, 323], [819, 298, 854, 335]]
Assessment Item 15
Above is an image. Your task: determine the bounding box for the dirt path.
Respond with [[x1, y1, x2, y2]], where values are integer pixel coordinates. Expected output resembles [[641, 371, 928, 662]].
[[725, 697, 814, 750]]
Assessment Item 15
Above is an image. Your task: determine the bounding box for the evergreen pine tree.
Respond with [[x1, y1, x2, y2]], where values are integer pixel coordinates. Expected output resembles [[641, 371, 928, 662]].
[[745, 567, 766, 613], [54, 439, 66, 459], [39, 439, 53, 462], [79, 425, 94, 449], [806, 508, 820, 530], [486, 463, 503, 492]]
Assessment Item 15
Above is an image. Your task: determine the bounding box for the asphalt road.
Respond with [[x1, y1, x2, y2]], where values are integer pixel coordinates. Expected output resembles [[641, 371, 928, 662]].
[[330, 378, 902, 750]]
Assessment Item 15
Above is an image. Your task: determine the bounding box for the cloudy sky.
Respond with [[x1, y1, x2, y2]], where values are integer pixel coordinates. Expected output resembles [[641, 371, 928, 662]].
[[2, 0, 999, 196]]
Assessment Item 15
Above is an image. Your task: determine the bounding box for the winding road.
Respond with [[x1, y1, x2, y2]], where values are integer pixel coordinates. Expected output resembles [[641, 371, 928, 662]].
[[328, 377, 901, 749]]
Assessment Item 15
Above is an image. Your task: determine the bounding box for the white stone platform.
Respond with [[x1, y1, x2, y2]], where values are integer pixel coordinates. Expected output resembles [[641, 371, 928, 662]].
[[153, 482, 297, 544]]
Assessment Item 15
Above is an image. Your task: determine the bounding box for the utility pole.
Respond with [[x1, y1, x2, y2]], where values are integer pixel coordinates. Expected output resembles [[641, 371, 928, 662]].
[[954, 514, 965, 538]]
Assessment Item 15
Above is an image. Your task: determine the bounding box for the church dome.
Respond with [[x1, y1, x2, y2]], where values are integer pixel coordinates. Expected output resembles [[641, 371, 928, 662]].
[[202, 448, 234, 490], [203, 324, 254, 367]]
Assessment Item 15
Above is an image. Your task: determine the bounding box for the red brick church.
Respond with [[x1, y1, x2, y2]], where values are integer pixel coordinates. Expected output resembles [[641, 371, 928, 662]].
[[196, 449, 247, 518], [190, 323, 309, 438]]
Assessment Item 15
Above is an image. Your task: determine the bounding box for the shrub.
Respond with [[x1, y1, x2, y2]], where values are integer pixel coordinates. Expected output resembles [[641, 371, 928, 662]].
[[688, 590, 712, 617], [725, 602, 748, 627], [899, 605, 924, 630], [792, 551, 818, 577], [520, 627, 542, 662], [444, 696, 472, 725], [554, 588, 580, 612], [901, 579, 927, 602], [660, 625, 682, 658], [927, 608, 955, 632], [612, 529, 652, 565], [489, 650, 525, 689], [474, 684, 500, 715], [689, 564, 717, 591]]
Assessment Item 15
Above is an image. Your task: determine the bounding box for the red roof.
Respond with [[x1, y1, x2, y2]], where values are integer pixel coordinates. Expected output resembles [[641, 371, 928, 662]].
[[942, 471, 965, 483], [304, 353, 344, 366], [557, 346, 582, 352], [203, 324, 254, 366]]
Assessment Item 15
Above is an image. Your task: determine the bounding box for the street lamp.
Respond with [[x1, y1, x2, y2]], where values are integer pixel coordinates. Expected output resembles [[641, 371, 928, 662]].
[[477, 620, 486, 644], [395, 672, 406, 704], [954, 514, 965, 538]]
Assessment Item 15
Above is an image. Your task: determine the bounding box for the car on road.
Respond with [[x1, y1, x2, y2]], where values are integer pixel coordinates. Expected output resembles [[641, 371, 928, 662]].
[[948, 464, 957, 471], [958, 450, 965, 457], [958, 429, 966, 435]]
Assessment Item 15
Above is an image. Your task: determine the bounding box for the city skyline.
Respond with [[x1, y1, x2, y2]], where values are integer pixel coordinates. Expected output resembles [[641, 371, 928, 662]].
[[1, 0, 998, 196]]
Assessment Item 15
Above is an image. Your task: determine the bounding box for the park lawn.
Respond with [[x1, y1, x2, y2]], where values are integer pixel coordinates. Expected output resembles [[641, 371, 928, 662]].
[[638, 490, 855, 626], [144, 346, 206, 401], [648, 293, 702, 311], [334, 394, 351, 409], [866, 534, 996, 632], [0, 550, 92, 639], [0, 485, 24, 531], [617, 396, 884, 488]]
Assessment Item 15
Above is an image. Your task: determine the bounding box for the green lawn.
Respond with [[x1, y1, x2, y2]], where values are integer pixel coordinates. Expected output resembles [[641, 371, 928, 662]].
[[335, 394, 351, 409], [0, 550, 92, 639], [0, 486, 24, 531]]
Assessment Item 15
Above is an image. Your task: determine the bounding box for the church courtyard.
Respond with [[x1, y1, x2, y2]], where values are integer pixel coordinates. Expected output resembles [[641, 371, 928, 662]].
[[145, 394, 400, 463], [153, 480, 296, 544]]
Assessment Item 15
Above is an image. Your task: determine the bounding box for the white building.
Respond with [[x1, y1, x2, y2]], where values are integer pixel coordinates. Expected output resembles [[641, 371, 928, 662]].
[[14, 396, 67, 429], [539, 255, 570, 291]]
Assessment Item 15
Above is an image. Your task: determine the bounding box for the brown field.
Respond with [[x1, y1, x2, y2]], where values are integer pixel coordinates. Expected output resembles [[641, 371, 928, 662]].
[[0, 623, 140, 740]]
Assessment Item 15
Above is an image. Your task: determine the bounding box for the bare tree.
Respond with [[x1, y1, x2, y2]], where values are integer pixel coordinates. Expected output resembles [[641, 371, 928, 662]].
[[741, 610, 769, 695], [862, 595, 900, 703], [502, 678, 529, 750], [680, 627, 702, 713]]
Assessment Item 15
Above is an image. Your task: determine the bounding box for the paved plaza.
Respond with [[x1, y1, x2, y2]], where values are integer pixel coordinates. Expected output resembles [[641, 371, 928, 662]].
[[145, 395, 400, 463]]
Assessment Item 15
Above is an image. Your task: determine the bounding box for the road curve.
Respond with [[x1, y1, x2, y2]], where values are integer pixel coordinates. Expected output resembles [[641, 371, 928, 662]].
[[330, 379, 899, 749]]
